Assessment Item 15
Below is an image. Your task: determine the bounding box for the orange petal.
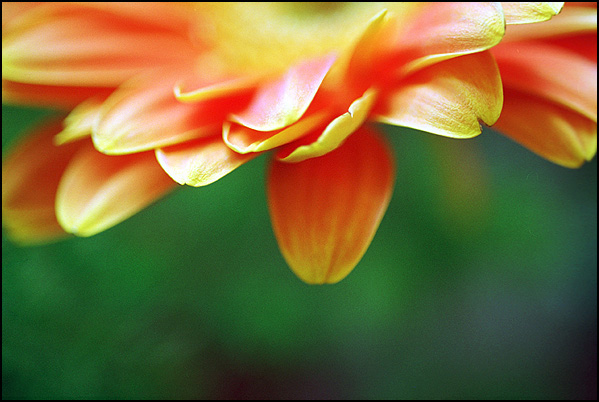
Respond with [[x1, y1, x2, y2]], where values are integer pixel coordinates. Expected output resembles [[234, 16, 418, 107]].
[[267, 127, 395, 284], [374, 51, 502, 138], [276, 88, 378, 162], [156, 134, 258, 187], [2, 78, 115, 110], [494, 89, 597, 168], [2, 3, 196, 87], [55, 144, 178, 236], [500, 2, 563, 25], [229, 53, 337, 131], [492, 41, 597, 122], [390, 2, 505, 74], [93, 72, 251, 154], [2, 119, 84, 244]]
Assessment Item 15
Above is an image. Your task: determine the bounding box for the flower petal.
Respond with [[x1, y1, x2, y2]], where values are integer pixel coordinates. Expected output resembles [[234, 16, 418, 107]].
[[56, 144, 177, 237], [93, 72, 252, 155], [390, 2, 505, 74], [491, 4, 597, 43], [495, 89, 597, 168], [229, 53, 337, 131], [276, 88, 378, 163], [2, 3, 195, 87], [492, 41, 597, 122], [223, 111, 329, 154], [2, 119, 84, 244], [267, 127, 394, 284], [374, 51, 502, 138], [501, 2, 563, 25], [54, 97, 104, 145], [156, 134, 258, 187]]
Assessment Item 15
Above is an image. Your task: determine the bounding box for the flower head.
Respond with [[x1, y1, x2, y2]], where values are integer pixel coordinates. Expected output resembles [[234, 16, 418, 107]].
[[2, 2, 596, 284]]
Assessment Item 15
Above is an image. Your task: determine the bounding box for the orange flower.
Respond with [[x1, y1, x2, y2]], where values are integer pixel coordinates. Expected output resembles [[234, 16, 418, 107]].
[[2, 3, 596, 284]]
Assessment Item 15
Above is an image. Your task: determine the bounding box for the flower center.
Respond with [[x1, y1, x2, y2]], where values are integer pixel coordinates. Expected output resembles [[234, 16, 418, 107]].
[[192, 2, 392, 76]]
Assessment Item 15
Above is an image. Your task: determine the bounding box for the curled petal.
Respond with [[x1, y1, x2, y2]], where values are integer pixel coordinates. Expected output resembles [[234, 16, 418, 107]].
[[56, 144, 178, 237], [229, 53, 337, 131], [2, 119, 84, 244], [223, 111, 329, 154], [493, 41, 597, 121], [93, 72, 251, 154], [501, 2, 563, 25], [501, 4, 597, 43], [495, 89, 597, 168], [276, 88, 378, 163], [267, 127, 394, 284], [156, 134, 258, 187], [374, 51, 502, 138], [392, 2, 505, 74], [2, 3, 195, 87]]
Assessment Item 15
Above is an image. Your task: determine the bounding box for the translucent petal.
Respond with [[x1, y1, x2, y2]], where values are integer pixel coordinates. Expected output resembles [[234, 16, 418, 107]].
[[501, 2, 563, 25], [267, 127, 394, 284]]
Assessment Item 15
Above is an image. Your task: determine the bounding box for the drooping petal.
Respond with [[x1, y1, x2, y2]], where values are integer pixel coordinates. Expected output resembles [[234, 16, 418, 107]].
[[267, 127, 395, 284], [492, 41, 597, 121], [229, 53, 337, 132], [2, 2, 196, 87], [389, 2, 505, 75], [93, 72, 252, 155], [155, 133, 258, 187], [2, 119, 83, 244], [374, 51, 503, 138], [276, 88, 378, 163], [494, 89, 597, 168], [55, 144, 178, 237], [500, 2, 563, 25]]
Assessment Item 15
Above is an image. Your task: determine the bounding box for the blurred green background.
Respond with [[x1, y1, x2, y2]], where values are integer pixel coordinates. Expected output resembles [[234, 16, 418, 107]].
[[2, 104, 597, 399]]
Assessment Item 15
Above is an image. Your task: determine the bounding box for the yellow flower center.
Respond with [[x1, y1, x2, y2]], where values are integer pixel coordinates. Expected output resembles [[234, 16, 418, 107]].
[[192, 2, 402, 76]]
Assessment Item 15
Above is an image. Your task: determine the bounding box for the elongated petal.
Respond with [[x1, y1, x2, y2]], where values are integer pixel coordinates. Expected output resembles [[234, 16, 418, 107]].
[[56, 145, 177, 237], [501, 2, 563, 25], [2, 78, 115, 110], [229, 53, 337, 131], [390, 2, 505, 74], [267, 127, 394, 284], [156, 134, 258, 187], [374, 51, 502, 138], [495, 89, 597, 168], [2, 119, 83, 244], [492, 41, 597, 122], [93, 72, 251, 154], [276, 88, 378, 162], [2, 3, 195, 87]]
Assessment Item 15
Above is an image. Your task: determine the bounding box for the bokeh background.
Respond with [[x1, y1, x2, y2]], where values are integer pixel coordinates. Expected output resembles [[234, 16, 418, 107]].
[[2, 104, 597, 400]]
